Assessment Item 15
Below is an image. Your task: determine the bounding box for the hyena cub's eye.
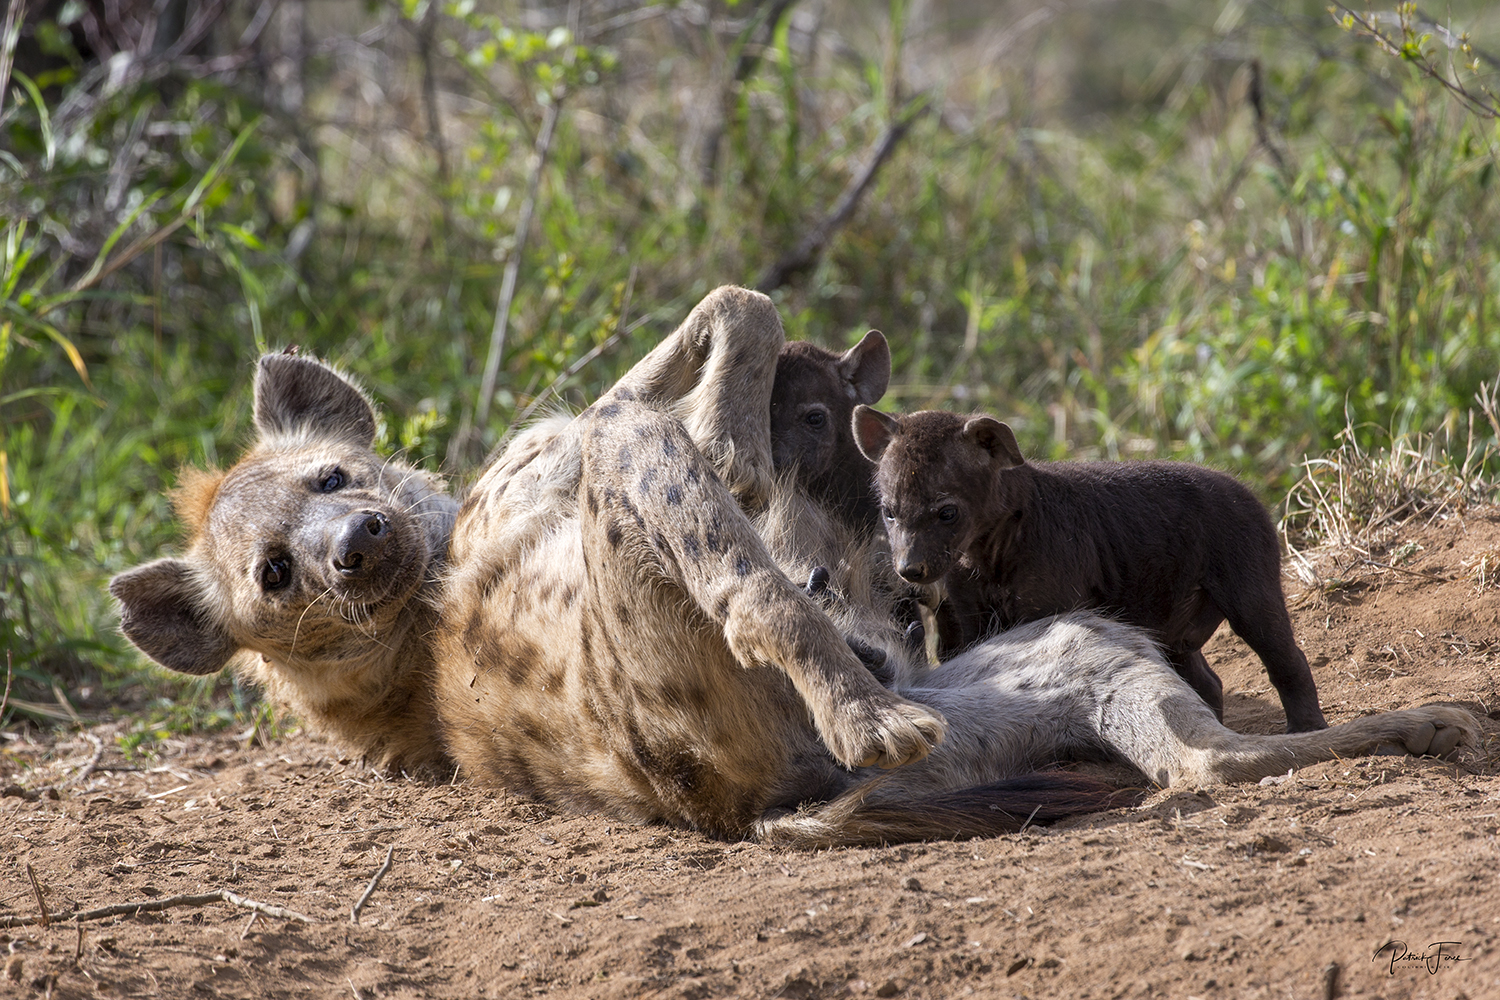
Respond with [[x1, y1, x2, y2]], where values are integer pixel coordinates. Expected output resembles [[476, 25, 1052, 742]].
[[261, 557, 292, 591], [937, 505, 959, 524], [318, 469, 347, 492], [804, 409, 827, 430]]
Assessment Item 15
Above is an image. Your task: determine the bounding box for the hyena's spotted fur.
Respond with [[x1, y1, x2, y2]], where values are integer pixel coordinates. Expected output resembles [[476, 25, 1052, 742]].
[[113, 287, 1478, 845]]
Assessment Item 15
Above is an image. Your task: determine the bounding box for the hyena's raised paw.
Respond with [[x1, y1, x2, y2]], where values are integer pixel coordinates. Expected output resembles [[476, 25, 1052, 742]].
[[1370, 706, 1477, 759], [819, 692, 947, 771]]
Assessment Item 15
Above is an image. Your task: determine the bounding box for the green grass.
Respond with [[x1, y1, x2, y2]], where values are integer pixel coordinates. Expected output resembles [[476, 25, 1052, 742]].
[[2, 0, 1499, 726]]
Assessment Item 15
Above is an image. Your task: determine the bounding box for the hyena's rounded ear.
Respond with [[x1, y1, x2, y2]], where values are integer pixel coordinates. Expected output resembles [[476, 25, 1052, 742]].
[[254, 353, 378, 446], [110, 558, 238, 676], [852, 404, 901, 462], [962, 416, 1025, 470], [838, 331, 891, 406]]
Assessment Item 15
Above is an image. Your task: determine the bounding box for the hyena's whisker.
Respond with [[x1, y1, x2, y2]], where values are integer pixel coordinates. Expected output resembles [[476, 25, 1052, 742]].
[[291, 586, 337, 655], [401, 505, 449, 518]]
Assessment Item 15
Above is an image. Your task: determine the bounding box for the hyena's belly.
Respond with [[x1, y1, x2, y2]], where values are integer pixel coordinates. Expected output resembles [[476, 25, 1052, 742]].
[[434, 525, 841, 837]]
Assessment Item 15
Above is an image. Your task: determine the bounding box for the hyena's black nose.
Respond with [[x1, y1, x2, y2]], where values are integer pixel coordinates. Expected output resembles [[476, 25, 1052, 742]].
[[332, 511, 390, 575], [896, 560, 929, 584]]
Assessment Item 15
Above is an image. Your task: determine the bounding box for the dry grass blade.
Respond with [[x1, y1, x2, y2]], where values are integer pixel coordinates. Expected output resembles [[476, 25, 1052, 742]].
[[47, 733, 104, 793], [1281, 417, 1497, 579], [0, 650, 12, 723]]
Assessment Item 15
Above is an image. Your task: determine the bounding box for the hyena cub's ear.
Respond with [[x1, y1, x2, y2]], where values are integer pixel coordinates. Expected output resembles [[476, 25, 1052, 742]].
[[837, 331, 891, 406], [110, 559, 238, 675], [254, 353, 378, 446], [961, 416, 1025, 470], [852, 404, 901, 462]]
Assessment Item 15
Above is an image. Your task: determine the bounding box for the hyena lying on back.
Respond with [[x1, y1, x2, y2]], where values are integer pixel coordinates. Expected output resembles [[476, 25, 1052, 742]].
[[112, 287, 1476, 845]]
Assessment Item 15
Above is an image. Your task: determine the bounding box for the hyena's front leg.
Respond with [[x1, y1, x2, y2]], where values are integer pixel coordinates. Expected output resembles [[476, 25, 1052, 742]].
[[599, 286, 783, 507], [580, 400, 946, 770]]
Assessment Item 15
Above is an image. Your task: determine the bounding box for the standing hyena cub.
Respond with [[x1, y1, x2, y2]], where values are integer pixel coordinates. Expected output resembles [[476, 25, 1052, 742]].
[[852, 406, 1328, 733]]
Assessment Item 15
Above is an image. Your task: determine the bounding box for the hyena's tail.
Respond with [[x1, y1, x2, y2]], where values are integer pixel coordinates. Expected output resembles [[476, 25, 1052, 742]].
[[754, 773, 1142, 848]]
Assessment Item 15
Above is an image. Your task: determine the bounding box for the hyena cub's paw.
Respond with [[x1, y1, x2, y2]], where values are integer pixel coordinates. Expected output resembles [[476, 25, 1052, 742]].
[[1373, 706, 1478, 759], [821, 692, 947, 771]]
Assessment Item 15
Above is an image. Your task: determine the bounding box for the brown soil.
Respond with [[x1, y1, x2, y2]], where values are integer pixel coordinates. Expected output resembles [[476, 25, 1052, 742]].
[[5, 511, 1500, 1000]]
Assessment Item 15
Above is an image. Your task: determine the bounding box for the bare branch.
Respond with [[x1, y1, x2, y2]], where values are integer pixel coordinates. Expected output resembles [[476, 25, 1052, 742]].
[[485, 265, 642, 466], [756, 95, 928, 293], [699, 0, 801, 187], [455, 98, 563, 466], [1330, 3, 1499, 119]]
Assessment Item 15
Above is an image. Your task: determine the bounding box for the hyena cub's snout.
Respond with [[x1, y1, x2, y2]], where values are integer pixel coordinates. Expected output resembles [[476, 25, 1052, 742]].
[[896, 557, 934, 586], [329, 509, 393, 577], [889, 531, 951, 586]]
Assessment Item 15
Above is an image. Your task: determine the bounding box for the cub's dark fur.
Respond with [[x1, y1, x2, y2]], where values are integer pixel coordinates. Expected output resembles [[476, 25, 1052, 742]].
[[769, 332, 890, 533], [853, 407, 1327, 733], [769, 331, 929, 656]]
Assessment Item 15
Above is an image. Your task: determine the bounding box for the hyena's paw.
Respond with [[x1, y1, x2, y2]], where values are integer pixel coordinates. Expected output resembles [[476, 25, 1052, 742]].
[[820, 692, 947, 771], [1372, 706, 1477, 759]]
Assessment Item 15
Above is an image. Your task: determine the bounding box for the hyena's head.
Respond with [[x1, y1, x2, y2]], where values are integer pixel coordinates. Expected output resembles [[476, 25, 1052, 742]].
[[769, 331, 890, 531], [852, 407, 1025, 585], [109, 353, 457, 692]]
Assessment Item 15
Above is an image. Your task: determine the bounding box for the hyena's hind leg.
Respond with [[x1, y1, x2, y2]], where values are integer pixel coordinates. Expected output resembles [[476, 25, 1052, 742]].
[[599, 286, 784, 507], [456, 286, 784, 575], [578, 400, 946, 772], [1071, 617, 1477, 786]]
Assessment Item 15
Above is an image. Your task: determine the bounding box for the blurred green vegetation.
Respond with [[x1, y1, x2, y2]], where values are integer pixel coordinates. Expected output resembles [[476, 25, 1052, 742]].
[[2, 0, 1498, 729]]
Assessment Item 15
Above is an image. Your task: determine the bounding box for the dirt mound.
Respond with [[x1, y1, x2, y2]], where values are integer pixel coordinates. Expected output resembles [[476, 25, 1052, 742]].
[[4, 510, 1500, 999]]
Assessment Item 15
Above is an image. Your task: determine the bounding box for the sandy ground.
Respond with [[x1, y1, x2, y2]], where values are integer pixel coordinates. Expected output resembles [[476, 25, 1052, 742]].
[[4, 509, 1500, 1000]]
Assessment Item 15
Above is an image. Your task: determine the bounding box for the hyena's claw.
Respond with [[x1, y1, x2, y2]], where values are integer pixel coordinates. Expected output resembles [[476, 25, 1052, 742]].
[[827, 695, 946, 771], [806, 566, 831, 596]]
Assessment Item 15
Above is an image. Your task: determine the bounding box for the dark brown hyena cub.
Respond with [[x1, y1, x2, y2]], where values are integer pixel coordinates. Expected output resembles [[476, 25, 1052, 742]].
[[852, 406, 1327, 733], [769, 331, 929, 661], [769, 331, 890, 533]]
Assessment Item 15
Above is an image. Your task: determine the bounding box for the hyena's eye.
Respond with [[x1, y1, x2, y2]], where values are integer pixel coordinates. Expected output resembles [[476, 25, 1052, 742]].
[[261, 557, 292, 591], [936, 505, 959, 524], [318, 469, 347, 492], [804, 409, 827, 430]]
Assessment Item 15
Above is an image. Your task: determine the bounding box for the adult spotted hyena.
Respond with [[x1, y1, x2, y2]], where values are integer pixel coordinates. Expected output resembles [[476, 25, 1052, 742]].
[[110, 348, 459, 775], [113, 287, 1476, 845]]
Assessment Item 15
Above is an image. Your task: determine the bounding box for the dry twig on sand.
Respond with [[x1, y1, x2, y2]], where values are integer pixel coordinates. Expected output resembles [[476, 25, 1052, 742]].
[[350, 846, 396, 925], [0, 889, 316, 929], [25, 864, 48, 928]]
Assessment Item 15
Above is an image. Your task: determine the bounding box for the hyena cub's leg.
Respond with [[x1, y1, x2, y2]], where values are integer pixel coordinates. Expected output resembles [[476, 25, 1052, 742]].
[[599, 286, 783, 507], [579, 400, 946, 771]]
